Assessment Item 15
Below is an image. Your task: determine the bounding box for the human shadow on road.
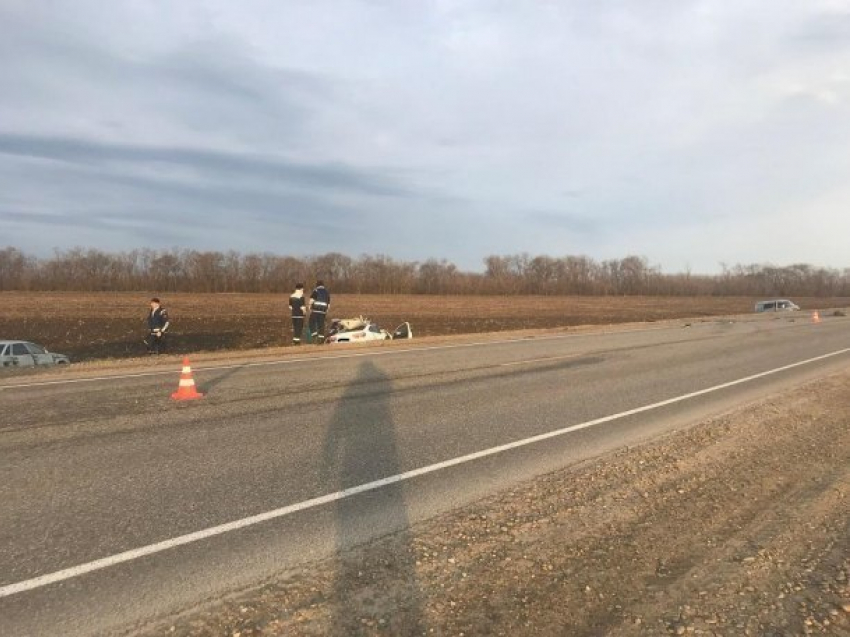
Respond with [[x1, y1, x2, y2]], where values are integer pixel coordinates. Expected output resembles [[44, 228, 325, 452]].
[[196, 365, 243, 394], [321, 360, 426, 635]]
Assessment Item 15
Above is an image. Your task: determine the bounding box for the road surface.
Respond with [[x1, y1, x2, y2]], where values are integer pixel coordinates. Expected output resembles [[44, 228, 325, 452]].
[[1, 313, 848, 635]]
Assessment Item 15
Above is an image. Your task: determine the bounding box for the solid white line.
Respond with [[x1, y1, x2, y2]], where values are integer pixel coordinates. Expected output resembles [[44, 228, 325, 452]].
[[0, 324, 678, 390], [2, 345, 848, 599]]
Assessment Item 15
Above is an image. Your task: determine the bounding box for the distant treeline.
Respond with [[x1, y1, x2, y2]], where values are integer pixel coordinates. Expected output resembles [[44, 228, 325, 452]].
[[1, 247, 849, 297]]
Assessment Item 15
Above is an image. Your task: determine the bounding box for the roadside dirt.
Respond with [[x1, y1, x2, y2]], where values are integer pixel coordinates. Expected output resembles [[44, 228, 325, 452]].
[[4, 291, 847, 362], [142, 372, 850, 636]]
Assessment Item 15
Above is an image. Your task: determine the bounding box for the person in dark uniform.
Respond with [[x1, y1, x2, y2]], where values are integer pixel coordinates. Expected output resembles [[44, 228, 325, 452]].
[[308, 280, 331, 343], [145, 297, 170, 354], [288, 283, 307, 345]]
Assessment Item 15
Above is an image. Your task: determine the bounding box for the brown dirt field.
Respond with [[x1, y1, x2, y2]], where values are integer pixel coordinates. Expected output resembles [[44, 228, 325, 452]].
[[2, 292, 848, 362], [141, 370, 850, 637]]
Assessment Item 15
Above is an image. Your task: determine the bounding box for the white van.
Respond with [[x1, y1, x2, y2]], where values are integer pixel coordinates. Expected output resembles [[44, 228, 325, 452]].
[[754, 299, 800, 313]]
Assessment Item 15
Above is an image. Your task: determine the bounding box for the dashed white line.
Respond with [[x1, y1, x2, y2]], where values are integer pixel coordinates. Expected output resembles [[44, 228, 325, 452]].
[[2, 345, 848, 599]]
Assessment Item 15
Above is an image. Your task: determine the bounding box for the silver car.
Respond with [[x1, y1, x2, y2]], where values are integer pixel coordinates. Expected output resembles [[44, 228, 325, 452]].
[[754, 299, 800, 312], [0, 341, 70, 367]]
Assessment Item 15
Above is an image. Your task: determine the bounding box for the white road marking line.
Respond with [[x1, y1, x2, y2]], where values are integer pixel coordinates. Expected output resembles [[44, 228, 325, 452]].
[[0, 324, 678, 390], [2, 345, 848, 599]]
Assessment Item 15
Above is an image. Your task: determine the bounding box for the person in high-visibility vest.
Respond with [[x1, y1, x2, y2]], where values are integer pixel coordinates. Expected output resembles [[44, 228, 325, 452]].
[[144, 297, 170, 354], [308, 280, 331, 343], [288, 283, 306, 345]]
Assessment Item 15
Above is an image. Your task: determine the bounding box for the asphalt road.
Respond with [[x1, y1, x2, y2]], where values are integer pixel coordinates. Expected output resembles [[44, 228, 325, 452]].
[[1, 314, 848, 636]]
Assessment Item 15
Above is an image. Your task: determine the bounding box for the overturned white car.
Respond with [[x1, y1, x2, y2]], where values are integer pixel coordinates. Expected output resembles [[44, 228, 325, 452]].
[[326, 316, 412, 344]]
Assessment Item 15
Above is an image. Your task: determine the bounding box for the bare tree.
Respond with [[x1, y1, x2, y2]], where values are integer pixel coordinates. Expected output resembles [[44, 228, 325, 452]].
[[2, 246, 849, 297]]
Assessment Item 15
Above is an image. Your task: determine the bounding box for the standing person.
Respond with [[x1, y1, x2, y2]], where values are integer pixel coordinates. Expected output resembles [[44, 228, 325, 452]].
[[308, 279, 331, 343], [288, 283, 307, 345], [145, 297, 170, 354]]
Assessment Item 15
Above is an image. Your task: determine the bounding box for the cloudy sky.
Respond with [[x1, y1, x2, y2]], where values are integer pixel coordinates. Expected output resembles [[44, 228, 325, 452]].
[[2, 1, 850, 273]]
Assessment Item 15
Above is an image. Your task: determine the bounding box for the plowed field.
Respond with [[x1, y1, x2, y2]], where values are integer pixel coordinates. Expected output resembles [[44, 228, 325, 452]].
[[2, 292, 846, 362]]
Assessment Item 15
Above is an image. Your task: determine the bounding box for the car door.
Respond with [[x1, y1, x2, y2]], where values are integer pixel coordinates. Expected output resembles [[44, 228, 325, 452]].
[[392, 322, 412, 339], [9, 342, 35, 367], [24, 342, 54, 365]]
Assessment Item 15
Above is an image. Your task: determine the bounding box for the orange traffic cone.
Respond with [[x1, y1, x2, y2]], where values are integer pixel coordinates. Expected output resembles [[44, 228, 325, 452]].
[[812, 310, 821, 324], [172, 357, 204, 400]]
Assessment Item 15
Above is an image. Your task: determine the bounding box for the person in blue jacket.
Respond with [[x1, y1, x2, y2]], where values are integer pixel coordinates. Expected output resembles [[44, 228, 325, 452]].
[[145, 297, 170, 354], [308, 280, 331, 343]]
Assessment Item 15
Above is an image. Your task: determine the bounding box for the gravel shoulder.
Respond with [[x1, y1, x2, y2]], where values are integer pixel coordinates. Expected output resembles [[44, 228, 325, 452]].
[[141, 371, 850, 637]]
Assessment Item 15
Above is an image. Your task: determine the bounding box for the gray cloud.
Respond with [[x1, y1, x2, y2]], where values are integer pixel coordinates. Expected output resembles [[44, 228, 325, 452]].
[[791, 10, 850, 46], [527, 211, 598, 236], [1, 1, 850, 273], [0, 133, 410, 197]]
